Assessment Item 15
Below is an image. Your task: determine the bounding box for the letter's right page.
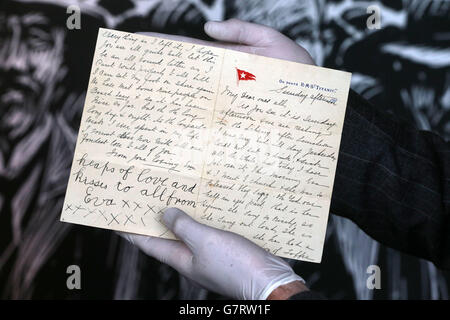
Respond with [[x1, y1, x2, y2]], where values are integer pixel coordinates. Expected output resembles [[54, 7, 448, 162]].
[[195, 49, 351, 262]]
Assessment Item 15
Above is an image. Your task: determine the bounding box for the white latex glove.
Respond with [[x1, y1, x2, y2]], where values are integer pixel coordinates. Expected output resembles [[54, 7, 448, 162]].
[[120, 208, 305, 300], [204, 18, 316, 65], [125, 19, 314, 299], [138, 18, 315, 66]]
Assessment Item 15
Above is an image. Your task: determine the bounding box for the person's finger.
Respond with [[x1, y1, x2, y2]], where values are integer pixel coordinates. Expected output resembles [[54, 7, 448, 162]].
[[137, 31, 230, 50], [204, 18, 278, 46], [117, 232, 193, 274], [137, 31, 276, 58], [162, 208, 210, 251]]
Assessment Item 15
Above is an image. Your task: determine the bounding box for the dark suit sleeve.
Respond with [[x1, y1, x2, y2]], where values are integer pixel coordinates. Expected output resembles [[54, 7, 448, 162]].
[[331, 90, 450, 269], [288, 290, 326, 300]]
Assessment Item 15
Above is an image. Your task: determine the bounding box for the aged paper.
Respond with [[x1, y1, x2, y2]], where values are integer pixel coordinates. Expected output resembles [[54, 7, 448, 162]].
[[60, 28, 351, 262]]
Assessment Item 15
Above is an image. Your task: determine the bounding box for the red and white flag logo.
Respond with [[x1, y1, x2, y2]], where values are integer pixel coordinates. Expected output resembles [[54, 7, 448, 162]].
[[236, 67, 256, 85]]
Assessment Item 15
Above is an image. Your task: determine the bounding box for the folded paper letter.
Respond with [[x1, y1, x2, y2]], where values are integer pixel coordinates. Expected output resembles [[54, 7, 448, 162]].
[[60, 28, 352, 262]]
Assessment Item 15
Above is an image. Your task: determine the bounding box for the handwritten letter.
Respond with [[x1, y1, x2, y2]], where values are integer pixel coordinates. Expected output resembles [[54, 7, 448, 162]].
[[60, 28, 351, 262]]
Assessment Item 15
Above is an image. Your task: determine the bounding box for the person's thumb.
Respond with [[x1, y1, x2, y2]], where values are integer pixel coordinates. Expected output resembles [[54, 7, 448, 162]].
[[163, 207, 208, 251], [204, 18, 275, 46]]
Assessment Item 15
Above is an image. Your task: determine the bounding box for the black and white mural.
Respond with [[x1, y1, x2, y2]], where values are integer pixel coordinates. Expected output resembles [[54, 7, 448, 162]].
[[0, 0, 449, 299]]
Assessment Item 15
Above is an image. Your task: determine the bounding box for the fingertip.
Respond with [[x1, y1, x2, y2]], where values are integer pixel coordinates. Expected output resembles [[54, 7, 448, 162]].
[[204, 20, 220, 36], [205, 18, 269, 45]]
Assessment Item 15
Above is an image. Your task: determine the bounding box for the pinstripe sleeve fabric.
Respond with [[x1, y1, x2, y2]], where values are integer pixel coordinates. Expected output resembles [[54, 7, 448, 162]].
[[330, 90, 450, 269]]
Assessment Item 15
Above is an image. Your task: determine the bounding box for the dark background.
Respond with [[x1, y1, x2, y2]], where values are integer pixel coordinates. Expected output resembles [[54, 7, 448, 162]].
[[0, 0, 449, 299]]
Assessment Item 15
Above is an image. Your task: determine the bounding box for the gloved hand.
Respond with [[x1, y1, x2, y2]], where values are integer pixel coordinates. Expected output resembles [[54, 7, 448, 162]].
[[125, 19, 314, 299], [204, 18, 315, 65], [119, 208, 306, 300], [139, 18, 315, 66]]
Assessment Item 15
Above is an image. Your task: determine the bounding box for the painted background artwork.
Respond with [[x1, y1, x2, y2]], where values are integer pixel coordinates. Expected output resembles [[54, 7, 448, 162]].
[[0, 0, 449, 299]]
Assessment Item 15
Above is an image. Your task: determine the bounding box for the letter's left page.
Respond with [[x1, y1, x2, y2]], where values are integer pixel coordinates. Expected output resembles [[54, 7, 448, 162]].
[[60, 28, 225, 238]]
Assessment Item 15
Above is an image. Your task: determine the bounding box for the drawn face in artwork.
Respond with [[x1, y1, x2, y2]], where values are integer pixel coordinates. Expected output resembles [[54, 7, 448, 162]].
[[0, 12, 65, 136]]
